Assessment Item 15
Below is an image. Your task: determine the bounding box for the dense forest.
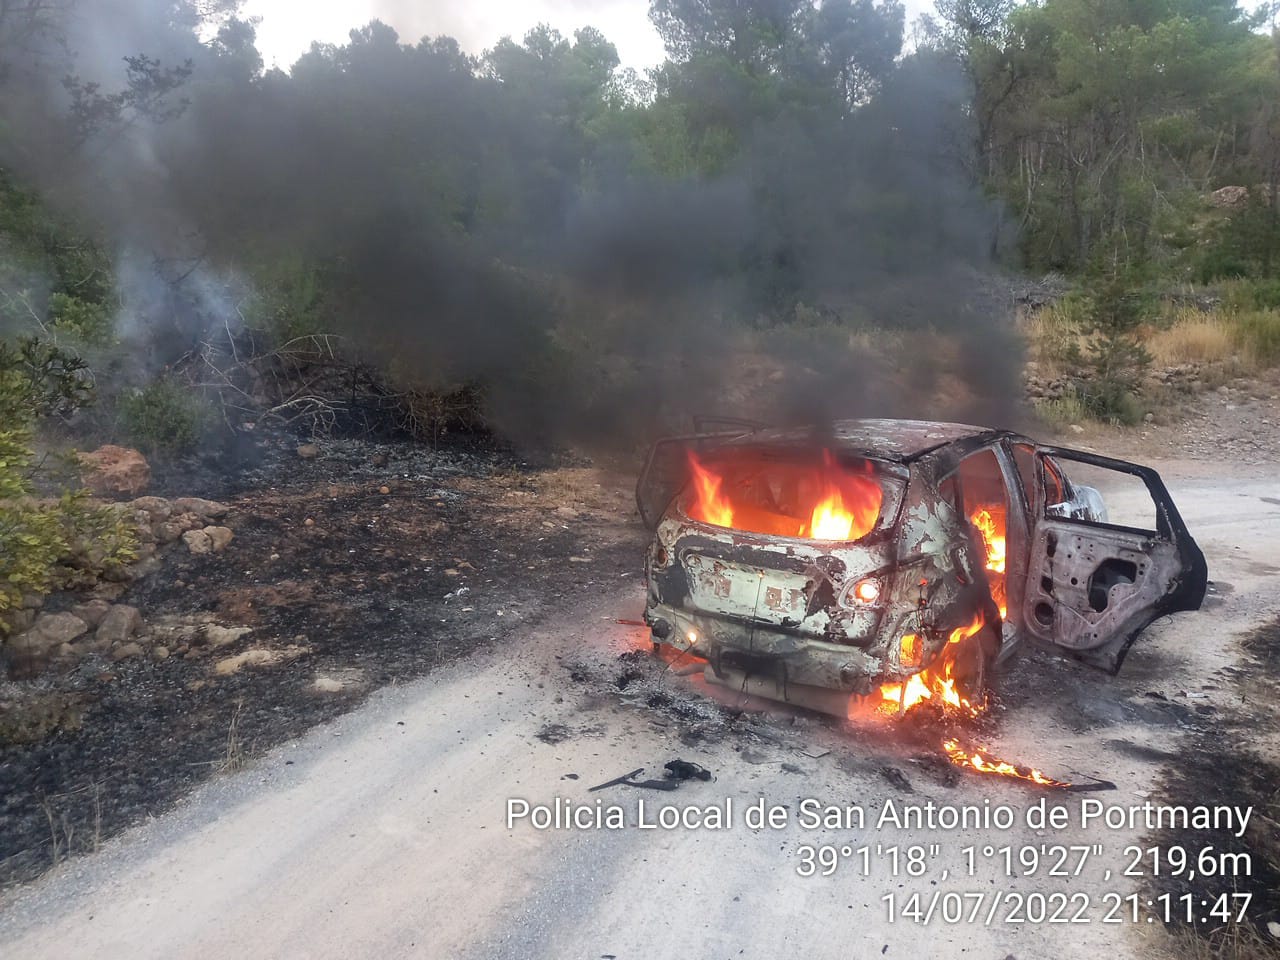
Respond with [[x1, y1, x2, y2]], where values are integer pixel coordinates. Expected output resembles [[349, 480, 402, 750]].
[[2, 2, 1278, 419], [2, 0, 1280, 617]]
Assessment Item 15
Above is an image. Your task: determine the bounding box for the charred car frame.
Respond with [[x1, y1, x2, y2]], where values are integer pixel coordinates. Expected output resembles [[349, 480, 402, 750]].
[[637, 419, 1207, 717]]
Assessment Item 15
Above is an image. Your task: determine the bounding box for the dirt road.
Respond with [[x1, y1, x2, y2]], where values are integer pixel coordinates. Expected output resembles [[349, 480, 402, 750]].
[[0, 459, 1277, 960]]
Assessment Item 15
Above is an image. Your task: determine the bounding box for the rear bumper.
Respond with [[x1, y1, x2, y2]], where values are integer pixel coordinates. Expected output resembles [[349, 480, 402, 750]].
[[644, 600, 886, 694]]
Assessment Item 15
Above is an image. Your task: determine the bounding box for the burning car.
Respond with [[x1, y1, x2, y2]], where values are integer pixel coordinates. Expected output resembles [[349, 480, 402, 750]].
[[637, 419, 1207, 718]]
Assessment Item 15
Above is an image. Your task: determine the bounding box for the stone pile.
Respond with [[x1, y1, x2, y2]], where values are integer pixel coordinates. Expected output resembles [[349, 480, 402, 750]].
[[2, 495, 234, 674]]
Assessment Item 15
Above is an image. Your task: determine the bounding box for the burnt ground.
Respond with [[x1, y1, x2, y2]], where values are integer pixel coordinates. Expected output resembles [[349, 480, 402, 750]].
[[0, 429, 646, 887], [1142, 618, 1280, 948]]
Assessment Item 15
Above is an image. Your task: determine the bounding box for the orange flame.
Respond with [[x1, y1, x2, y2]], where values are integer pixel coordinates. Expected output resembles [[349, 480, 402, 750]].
[[942, 739, 1071, 788], [969, 506, 1007, 618], [689, 456, 734, 528], [877, 613, 985, 716], [685, 450, 881, 541], [809, 484, 856, 540]]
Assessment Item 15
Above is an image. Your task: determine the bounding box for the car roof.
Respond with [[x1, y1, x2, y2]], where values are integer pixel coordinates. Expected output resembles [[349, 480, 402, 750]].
[[721, 418, 1010, 463]]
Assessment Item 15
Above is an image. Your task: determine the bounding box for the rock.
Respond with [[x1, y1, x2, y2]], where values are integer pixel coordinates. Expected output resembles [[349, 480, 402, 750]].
[[303, 518, 315, 527], [32, 612, 89, 646], [5, 613, 88, 663], [154, 521, 185, 544], [100, 559, 137, 584], [182, 529, 213, 555], [5, 609, 36, 634], [78, 445, 151, 496], [153, 645, 170, 660], [1143, 412, 1154, 424], [96, 604, 143, 645], [213, 644, 308, 676], [1268, 920, 1280, 940], [111, 642, 144, 661], [296, 443, 319, 460], [1068, 424, 1085, 434], [131, 518, 158, 544], [312, 677, 345, 693], [173, 512, 202, 532], [89, 582, 127, 602], [1209, 185, 1251, 208], [379, 485, 391, 495], [71, 599, 113, 628], [171, 498, 230, 521], [203, 526, 234, 552], [202, 624, 253, 649], [129, 496, 173, 521]]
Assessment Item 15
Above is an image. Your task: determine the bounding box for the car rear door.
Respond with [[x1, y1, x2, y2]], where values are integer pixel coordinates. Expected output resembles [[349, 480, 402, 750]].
[[1020, 446, 1207, 673]]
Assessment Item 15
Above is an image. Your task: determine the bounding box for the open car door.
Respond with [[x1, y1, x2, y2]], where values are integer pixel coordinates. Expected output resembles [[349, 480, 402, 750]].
[[1021, 446, 1207, 673]]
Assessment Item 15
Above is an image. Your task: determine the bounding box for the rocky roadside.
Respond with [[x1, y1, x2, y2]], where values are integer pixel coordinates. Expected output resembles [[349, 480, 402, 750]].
[[0, 432, 644, 888], [3, 496, 234, 680], [1055, 367, 1280, 469]]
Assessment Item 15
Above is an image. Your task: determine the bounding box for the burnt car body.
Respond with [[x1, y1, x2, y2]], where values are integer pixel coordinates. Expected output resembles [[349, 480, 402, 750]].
[[637, 419, 1207, 716]]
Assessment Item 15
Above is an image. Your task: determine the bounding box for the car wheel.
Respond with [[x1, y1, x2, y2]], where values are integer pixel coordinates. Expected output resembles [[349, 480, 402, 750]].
[[950, 624, 999, 707]]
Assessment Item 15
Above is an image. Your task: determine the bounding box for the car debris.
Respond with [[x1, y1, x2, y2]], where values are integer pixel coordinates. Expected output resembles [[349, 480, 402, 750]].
[[588, 759, 714, 792], [637, 418, 1207, 723]]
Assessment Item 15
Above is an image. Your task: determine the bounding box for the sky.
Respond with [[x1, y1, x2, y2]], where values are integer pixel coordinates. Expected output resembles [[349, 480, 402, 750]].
[[242, 0, 940, 71]]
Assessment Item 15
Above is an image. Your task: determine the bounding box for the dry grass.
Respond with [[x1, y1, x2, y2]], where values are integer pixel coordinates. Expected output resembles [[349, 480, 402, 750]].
[[1021, 300, 1091, 377], [1158, 918, 1279, 960], [1147, 310, 1238, 365], [1145, 306, 1280, 372], [219, 699, 246, 774]]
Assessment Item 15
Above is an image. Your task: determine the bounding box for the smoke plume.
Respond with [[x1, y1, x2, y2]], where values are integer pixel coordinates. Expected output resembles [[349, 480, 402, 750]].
[[0, 1, 1025, 450]]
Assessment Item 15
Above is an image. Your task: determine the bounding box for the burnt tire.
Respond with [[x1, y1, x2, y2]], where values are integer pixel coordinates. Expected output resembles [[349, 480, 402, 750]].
[[950, 625, 999, 707]]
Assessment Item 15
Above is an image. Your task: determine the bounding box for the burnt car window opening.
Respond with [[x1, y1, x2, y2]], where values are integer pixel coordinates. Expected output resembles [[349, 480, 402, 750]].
[[1042, 453, 1156, 533], [952, 448, 1010, 618], [681, 448, 903, 542]]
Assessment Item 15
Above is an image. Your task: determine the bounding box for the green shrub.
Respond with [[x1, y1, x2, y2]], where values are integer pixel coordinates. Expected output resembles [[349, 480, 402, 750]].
[[118, 378, 210, 455], [0, 369, 65, 626], [1221, 278, 1280, 312], [0, 336, 94, 417], [0, 366, 132, 631], [47, 293, 112, 345], [1233, 310, 1280, 366], [1032, 393, 1089, 429], [1072, 379, 1146, 425], [244, 256, 328, 342], [1195, 246, 1251, 284], [53, 493, 138, 589]]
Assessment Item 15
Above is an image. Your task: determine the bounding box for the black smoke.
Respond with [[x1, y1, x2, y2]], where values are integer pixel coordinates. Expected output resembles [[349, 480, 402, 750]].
[[0, 3, 1024, 449]]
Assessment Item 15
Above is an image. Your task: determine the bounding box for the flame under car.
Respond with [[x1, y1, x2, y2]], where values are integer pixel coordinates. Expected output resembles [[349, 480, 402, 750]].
[[637, 419, 1207, 718]]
